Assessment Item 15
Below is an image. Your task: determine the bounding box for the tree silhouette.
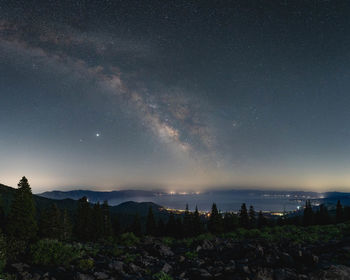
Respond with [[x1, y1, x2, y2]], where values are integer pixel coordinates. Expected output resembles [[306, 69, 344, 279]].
[[257, 211, 267, 228], [249, 205, 256, 228], [130, 214, 142, 237], [112, 216, 121, 236], [166, 213, 176, 237], [208, 203, 223, 234], [146, 206, 156, 236], [223, 212, 238, 232], [7, 176, 37, 241], [0, 196, 6, 231], [239, 203, 249, 228], [192, 205, 203, 236], [183, 204, 193, 237], [156, 219, 165, 237], [303, 200, 314, 226], [336, 200, 343, 223], [101, 201, 113, 238], [39, 203, 62, 239], [75, 196, 92, 241], [61, 209, 72, 240]]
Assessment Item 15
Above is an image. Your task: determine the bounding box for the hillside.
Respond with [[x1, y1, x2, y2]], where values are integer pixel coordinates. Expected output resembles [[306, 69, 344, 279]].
[[38, 189, 159, 203], [0, 184, 167, 221]]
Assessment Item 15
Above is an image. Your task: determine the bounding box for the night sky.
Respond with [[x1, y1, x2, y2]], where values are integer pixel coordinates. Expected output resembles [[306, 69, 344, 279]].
[[1, 1, 350, 192]]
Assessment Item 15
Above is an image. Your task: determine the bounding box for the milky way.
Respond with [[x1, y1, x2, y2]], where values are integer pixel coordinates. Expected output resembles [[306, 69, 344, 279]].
[[1, 1, 350, 192]]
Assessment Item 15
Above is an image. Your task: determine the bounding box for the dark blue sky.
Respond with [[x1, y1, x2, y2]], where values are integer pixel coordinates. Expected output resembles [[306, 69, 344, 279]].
[[1, 0, 350, 192]]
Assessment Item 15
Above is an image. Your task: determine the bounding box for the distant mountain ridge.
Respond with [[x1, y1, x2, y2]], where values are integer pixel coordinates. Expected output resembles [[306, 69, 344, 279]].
[[0, 184, 167, 221], [38, 189, 161, 203]]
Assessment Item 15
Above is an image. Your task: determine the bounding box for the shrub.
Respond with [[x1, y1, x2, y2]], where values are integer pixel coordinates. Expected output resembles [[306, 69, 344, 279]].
[[120, 232, 140, 247], [153, 271, 173, 280], [111, 245, 124, 257], [123, 253, 140, 264], [185, 251, 198, 259], [195, 233, 215, 241], [162, 237, 174, 246], [31, 239, 82, 266], [77, 258, 94, 271], [5, 238, 26, 262]]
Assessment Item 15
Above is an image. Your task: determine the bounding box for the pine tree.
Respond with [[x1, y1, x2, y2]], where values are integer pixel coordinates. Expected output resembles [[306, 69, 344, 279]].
[[315, 204, 330, 225], [183, 204, 193, 237], [175, 217, 183, 238], [39, 204, 62, 239], [257, 211, 267, 228], [7, 176, 37, 241], [303, 200, 314, 226], [239, 203, 249, 228], [146, 206, 156, 236], [61, 209, 72, 240], [112, 216, 121, 236], [336, 200, 343, 223], [156, 219, 165, 237], [75, 196, 92, 241], [166, 213, 176, 237], [101, 201, 113, 238], [0, 196, 6, 231], [91, 202, 103, 241], [223, 212, 238, 232], [130, 214, 142, 237], [208, 203, 223, 234], [192, 206, 203, 236], [249, 205, 256, 228]]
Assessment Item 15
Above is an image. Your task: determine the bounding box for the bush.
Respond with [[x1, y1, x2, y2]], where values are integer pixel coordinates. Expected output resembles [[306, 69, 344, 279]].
[[185, 251, 198, 259], [153, 271, 173, 280], [195, 233, 215, 241], [162, 237, 174, 246], [5, 238, 26, 262], [31, 239, 82, 266], [77, 258, 94, 271], [120, 232, 140, 247]]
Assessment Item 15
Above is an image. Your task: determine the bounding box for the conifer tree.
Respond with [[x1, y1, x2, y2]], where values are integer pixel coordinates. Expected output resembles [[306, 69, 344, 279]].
[[7, 176, 37, 241], [166, 213, 176, 237], [75, 196, 92, 241], [61, 209, 72, 240], [303, 200, 314, 226], [130, 214, 142, 237], [208, 203, 223, 234], [156, 219, 165, 237], [257, 211, 267, 228], [336, 200, 343, 223], [112, 216, 121, 236], [91, 202, 103, 241], [315, 204, 330, 225], [175, 217, 183, 238], [101, 201, 113, 238], [146, 206, 156, 236], [223, 212, 238, 232], [183, 204, 193, 237], [239, 203, 249, 228], [192, 205, 203, 236], [249, 205, 256, 228], [39, 204, 62, 239], [0, 196, 5, 231]]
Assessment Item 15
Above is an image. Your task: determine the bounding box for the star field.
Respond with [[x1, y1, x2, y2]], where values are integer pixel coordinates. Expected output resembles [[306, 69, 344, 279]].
[[1, 1, 350, 192]]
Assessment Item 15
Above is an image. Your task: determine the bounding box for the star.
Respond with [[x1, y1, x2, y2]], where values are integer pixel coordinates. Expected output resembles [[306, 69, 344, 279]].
[[96, 133, 100, 137]]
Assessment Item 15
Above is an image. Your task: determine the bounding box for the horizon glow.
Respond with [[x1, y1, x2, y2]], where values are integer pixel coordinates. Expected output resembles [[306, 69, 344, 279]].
[[2, 2, 350, 193]]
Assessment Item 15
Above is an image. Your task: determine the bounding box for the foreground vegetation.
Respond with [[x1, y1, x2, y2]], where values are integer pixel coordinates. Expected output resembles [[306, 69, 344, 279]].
[[1, 176, 350, 279]]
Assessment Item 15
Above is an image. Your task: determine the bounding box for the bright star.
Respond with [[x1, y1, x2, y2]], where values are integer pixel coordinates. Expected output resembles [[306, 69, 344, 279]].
[[96, 133, 100, 137]]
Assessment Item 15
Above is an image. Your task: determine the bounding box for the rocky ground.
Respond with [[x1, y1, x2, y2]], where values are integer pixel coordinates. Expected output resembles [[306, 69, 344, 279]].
[[6, 236, 350, 280]]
